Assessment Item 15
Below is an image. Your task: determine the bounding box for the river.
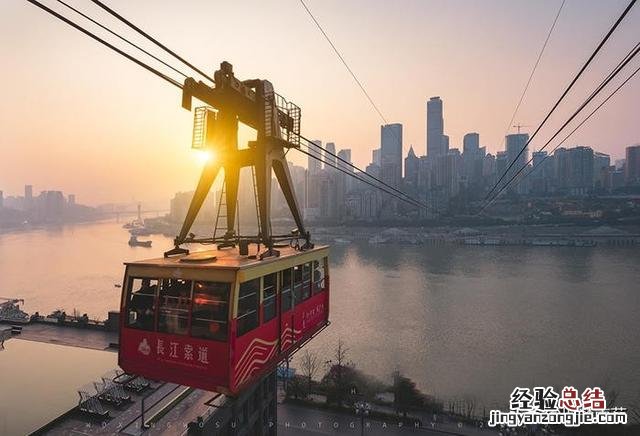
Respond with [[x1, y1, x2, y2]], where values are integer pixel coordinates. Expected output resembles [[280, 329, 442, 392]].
[[1, 220, 639, 423]]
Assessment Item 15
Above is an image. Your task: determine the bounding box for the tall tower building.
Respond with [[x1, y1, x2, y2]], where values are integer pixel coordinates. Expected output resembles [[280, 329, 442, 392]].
[[337, 149, 352, 171], [625, 144, 640, 185], [505, 133, 529, 193], [404, 146, 419, 187], [381, 123, 403, 188], [463, 133, 480, 155], [372, 149, 381, 166], [324, 142, 337, 169], [308, 140, 322, 175], [427, 97, 445, 158], [24, 184, 33, 211]]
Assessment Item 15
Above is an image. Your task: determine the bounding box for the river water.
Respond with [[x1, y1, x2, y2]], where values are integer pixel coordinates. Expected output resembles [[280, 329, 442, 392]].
[[1, 220, 639, 424]]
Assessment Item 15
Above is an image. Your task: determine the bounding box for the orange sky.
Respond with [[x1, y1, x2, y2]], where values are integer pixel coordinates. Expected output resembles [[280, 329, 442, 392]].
[[1, 0, 639, 205]]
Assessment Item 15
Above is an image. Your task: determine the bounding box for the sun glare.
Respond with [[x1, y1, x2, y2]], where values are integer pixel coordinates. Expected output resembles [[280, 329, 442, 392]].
[[194, 149, 214, 165]]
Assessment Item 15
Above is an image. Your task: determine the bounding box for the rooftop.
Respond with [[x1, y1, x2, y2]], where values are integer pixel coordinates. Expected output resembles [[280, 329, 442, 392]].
[[126, 244, 329, 270]]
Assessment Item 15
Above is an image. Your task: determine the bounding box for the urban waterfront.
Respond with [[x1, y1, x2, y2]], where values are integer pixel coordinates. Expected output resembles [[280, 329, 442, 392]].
[[2, 221, 639, 417]]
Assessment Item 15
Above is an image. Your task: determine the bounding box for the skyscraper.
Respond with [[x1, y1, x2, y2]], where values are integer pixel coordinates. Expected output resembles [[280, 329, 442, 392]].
[[554, 146, 594, 195], [381, 123, 403, 188], [531, 151, 552, 194], [462, 133, 482, 188], [372, 149, 381, 166], [427, 97, 445, 158], [24, 184, 33, 211], [324, 142, 337, 169], [463, 133, 480, 155], [308, 140, 322, 175], [505, 133, 529, 193], [404, 146, 419, 187], [337, 149, 352, 170], [625, 144, 640, 185]]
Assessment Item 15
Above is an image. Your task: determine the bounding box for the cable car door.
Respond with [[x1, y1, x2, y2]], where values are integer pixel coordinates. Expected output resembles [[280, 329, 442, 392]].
[[279, 268, 294, 353]]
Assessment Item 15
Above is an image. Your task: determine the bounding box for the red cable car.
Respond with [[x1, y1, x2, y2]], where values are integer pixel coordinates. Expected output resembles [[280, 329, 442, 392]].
[[119, 62, 330, 395], [119, 245, 329, 395]]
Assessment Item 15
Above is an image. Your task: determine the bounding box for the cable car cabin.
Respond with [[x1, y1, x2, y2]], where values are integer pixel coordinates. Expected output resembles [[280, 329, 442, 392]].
[[118, 245, 329, 395]]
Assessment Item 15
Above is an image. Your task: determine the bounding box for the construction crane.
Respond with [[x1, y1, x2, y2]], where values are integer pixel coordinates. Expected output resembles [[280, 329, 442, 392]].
[[512, 123, 530, 134]]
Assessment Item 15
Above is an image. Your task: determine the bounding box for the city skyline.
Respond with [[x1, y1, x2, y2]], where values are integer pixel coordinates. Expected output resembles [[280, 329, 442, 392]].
[[1, 0, 639, 205]]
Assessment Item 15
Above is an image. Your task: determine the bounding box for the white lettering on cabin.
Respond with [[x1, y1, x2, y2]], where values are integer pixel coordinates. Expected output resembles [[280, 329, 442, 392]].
[[198, 346, 209, 364], [302, 303, 325, 328], [184, 344, 194, 361], [156, 339, 165, 356], [169, 341, 179, 358]]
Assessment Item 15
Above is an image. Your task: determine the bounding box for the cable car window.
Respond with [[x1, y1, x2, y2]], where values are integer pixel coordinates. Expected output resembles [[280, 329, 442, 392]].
[[126, 278, 158, 331], [263, 273, 277, 322], [158, 279, 192, 336], [237, 278, 259, 336], [313, 258, 326, 294], [191, 281, 230, 341], [302, 263, 312, 300], [293, 264, 303, 304], [281, 268, 293, 313]]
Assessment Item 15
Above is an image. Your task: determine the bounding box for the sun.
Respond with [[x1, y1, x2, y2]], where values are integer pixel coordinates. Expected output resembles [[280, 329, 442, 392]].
[[194, 149, 214, 165]]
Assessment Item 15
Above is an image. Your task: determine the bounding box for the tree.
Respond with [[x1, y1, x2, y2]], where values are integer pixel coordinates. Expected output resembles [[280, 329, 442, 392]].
[[392, 371, 424, 418], [300, 349, 319, 396], [321, 339, 353, 406], [285, 375, 306, 400]]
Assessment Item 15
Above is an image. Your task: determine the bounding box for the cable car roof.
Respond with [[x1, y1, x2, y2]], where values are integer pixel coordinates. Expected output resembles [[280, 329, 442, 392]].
[[124, 245, 329, 271]]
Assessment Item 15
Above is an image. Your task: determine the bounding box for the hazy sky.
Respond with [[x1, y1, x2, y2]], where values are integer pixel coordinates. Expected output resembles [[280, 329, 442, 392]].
[[1, 0, 639, 205]]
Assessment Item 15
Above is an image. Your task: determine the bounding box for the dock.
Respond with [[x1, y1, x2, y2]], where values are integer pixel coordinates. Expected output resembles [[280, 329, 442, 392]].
[[10, 321, 119, 352]]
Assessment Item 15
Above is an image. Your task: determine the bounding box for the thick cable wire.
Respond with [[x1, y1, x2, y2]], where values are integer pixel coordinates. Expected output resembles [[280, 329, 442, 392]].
[[500, 0, 565, 146], [479, 56, 640, 214], [89, 0, 215, 84], [299, 135, 428, 208], [26, 0, 183, 89], [54, 0, 191, 80], [298, 0, 388, 124], [296, 146, 425, 209], [486, 0, 637, 200]]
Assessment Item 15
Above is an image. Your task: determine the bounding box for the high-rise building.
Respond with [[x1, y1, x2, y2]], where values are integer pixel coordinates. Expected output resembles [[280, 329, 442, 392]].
[[427, 97, 445, 158], [505, 134, 529, 170], [505, 133, 529, 194], [496, 151, 508, 181], [593, 152, 611, 190], [554, 146, 594, 195], [324, 142, 337, 169], [462, 133, 483, 190], [337, 148, 353, 197], [337, 149, 352, 170], [531, 151, 553, 194], [0, 190, 3, 208], [463, 133, 480, 155], [68, 194, 76, 206], [625, 144, 640, 185], [308, 140, 322, 175], [372, 149, 381, 166], [380, 123, 403, 188], [24, 184, 33, 210], [404, 146, 419, 187], [433, 149, 462, 200]]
